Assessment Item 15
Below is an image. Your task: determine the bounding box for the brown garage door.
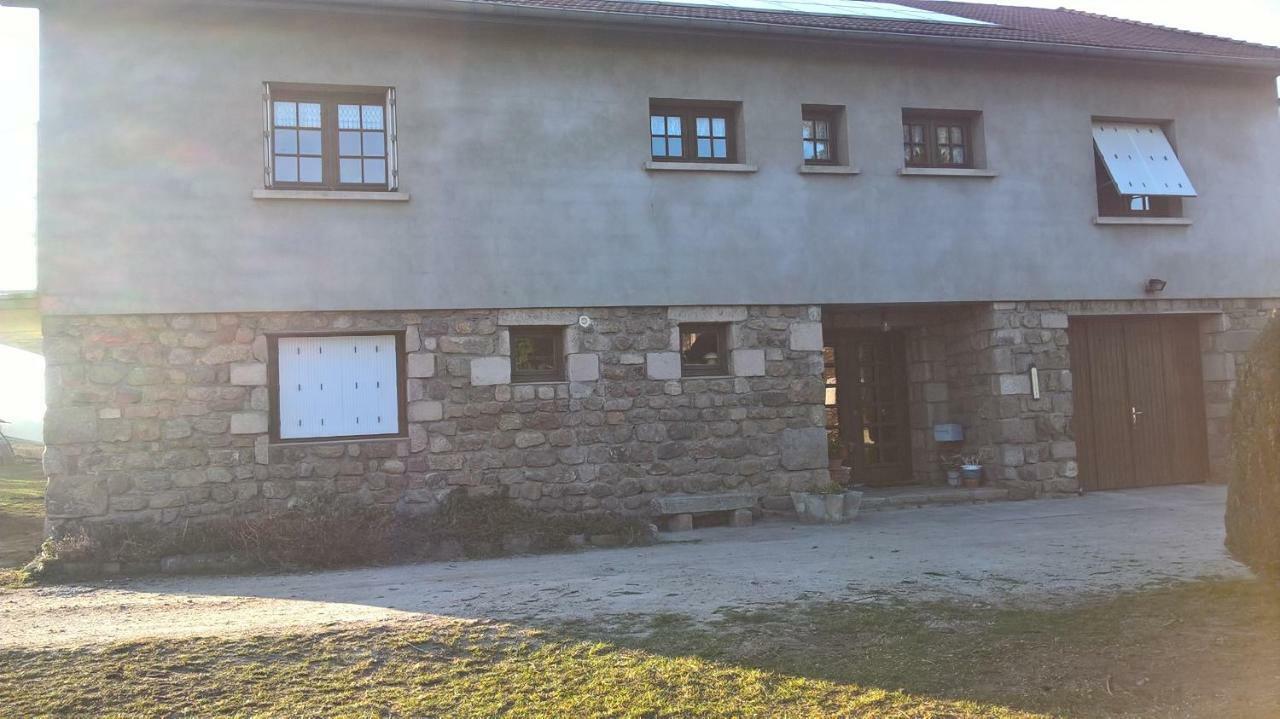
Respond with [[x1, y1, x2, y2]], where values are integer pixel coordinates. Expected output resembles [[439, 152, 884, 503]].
[[1068, 315, 1209, 491]]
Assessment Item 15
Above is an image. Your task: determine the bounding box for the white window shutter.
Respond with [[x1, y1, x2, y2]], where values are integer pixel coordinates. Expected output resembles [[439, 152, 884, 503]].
[[1092, 122, 1196, 197], [262, 82, 274, 189], [385, 87, 398, 191], [277, 335, 401, 440]]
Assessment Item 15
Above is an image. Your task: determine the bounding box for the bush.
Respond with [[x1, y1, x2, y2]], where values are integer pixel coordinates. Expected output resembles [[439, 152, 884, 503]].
[[1227, 317, 1280, 577]]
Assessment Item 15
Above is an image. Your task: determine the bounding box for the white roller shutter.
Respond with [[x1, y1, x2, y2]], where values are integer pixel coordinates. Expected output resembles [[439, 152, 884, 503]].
[[1092, 122, 1196, 197], [277, 335, 400, 440]]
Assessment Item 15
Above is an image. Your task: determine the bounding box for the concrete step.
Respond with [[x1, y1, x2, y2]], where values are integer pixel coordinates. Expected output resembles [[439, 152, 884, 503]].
[[858, 486, 1011, 511]]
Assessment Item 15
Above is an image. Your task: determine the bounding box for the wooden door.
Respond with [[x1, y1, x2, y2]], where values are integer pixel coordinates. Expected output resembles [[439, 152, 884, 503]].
[[835, 331, 912, 487], [1068, 316, 1209, 491]]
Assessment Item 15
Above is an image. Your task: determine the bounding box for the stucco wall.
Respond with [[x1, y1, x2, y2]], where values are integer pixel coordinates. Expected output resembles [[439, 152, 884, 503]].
[[37, 0, 1280, 316]]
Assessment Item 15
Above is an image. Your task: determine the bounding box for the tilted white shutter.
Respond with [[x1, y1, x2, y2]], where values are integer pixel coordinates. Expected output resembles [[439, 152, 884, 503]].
[[1092, 122, 1196, 197], [277, 335, 400, 440], [262, 82, 274, 188], [385, 87, 399, 191]]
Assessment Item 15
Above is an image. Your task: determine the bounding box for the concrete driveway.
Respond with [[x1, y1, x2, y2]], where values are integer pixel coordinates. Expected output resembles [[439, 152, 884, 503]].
[[0, 484, 1248, 649]]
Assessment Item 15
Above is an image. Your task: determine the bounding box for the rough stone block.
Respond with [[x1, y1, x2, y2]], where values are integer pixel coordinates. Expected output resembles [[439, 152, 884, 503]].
[[44, 407, 100, 444], [1041, 312, 1070, 329], [567, 353, 600, 382], [667, 306, 749, 323], [997, 374, 1032, 395], [470, 356, 511, 386], [409, 400, 444, 422], [729, 508, 753, 527], [667, 513, 693, 532], [780, 427, 828, 470], [789, 322, 824, 351], [731, 348, 766, 377], [229, 362, 268, 386], [645, 352, 682, 380], [652, 493, 756, 514], [45, 476, 108, 518], [497, 309, 579, 326], [407, 353, 436, 378], [230, 412, 268, 435]]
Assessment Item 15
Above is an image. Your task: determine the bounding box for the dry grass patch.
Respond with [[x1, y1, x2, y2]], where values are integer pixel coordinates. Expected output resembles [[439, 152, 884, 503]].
[[0, 460, 44, 569]]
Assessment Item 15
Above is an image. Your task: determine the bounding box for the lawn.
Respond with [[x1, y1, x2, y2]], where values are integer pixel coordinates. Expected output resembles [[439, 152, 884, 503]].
[[0, 460, 45, 571], [1, 579, 1276, 717]]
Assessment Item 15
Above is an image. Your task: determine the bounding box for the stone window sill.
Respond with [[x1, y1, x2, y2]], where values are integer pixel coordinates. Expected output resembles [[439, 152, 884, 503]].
[[798, 165, 861, 176], [644, 161, 758, 173], [896, 167, 993, 177], [511, 380, 569, 386], [1093, 216, 1193, 226], [252, 189, 411, 202], [270, 435, 408, 447]]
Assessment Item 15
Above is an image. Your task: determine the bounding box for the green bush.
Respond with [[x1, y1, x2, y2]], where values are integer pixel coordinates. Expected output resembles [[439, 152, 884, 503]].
[[1227, 317, 1280, 577]]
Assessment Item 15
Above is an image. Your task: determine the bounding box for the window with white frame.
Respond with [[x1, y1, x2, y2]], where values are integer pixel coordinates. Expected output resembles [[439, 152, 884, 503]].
[[270, 333, 405, 441], [263, 83, 399, 192]]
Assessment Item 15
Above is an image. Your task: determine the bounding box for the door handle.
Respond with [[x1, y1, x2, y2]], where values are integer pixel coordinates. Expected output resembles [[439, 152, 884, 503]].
[[1131, 406, 1144, 425]]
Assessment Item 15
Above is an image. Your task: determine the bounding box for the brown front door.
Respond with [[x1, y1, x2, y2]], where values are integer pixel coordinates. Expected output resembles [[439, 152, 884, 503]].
[[1068, 316, 1209, 491], [835, 331, 912, 487]]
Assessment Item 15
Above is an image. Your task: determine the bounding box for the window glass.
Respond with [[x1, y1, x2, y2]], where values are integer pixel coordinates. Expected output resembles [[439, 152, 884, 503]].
[[510, 328, 565, 382], [680, 324, 728, 376]]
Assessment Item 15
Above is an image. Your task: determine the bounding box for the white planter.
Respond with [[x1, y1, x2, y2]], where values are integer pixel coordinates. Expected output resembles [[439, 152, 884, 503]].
[[790, 490, 864, 523]]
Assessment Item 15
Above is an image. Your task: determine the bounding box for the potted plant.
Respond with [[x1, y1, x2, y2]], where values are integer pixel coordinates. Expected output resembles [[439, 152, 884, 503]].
[[791, 481, 863, 524], [959, 453, 983, 488]]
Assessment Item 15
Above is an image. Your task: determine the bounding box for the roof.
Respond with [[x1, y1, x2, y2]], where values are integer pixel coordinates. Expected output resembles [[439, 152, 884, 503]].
[[453, 0, 1280, 67]]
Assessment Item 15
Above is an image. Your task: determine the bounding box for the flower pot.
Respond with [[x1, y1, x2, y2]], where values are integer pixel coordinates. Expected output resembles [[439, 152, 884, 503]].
[[945, 469, 961, 488], [961, 464, 983, 488], [790, 490, 864, 524]]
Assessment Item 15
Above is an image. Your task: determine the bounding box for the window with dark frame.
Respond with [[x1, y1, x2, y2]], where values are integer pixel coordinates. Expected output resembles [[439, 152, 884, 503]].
[[902, 111, 974, 168], [802, 109, 837, 164], [1093, 149, 1181, 219], [679, 324, 729, 377], [265, 83, 397, 191], [510, 327, 565, 383], [650, 102, 737, 163]]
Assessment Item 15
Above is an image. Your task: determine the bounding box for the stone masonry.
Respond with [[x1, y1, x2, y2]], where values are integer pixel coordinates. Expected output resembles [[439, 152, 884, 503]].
[[41, 305, 829, 532]]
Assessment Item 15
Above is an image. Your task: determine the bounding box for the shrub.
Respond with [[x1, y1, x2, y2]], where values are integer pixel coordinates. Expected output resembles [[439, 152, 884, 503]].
[[1226, 316, 1280, 577]]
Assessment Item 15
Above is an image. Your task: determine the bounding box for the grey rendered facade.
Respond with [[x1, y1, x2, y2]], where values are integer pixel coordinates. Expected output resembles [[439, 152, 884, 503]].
[[29, 0, 1280, 531]]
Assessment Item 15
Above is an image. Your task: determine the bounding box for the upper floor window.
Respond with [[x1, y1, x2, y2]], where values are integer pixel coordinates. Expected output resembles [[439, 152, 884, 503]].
[[510, 327, 565, 383], [264, 83, 398, 191], [650, 101, 739, 163], [902, 110, 974, 169], [802, 107, 837, 165], [1091, 120, 1196, 219]]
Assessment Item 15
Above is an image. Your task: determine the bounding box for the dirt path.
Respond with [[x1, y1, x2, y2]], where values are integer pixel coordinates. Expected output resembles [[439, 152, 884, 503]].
[[0, 485, 1248, 650]]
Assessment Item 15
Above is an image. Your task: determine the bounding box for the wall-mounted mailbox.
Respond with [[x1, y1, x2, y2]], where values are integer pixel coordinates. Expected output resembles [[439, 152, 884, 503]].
[[933, 423, 964, 443]]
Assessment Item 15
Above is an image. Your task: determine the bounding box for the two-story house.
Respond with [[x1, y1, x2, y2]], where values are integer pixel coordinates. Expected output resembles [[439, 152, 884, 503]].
[[24, 0, 1280, 532]]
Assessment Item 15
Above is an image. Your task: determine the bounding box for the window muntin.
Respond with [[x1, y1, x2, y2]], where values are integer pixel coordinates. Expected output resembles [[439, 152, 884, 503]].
[[265, 84, 396, 191], [510, 327, 565, 383], [270, 332, 406, 442], [649, 102, 737, 163], [680, 323, 729, 377], [902, 112, 973, 168], [802, 112, 835, 164]]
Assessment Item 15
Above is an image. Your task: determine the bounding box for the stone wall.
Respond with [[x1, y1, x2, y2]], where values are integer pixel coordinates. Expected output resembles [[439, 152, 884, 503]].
[[42, 305, 829, 532]]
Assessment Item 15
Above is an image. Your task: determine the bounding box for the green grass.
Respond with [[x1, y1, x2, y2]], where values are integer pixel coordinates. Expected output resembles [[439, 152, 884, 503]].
[[2, 579, 1276, 717], [0, 460, 44, 517]]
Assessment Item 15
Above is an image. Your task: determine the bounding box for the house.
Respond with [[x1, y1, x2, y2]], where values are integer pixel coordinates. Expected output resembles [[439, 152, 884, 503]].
[[24, 0, 1280, 533]]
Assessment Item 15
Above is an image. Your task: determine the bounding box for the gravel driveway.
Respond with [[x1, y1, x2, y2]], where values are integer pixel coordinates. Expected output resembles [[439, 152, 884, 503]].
[[0, 484, 1247, 650]]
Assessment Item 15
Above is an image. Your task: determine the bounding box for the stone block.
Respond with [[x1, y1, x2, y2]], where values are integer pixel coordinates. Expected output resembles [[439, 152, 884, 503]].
[[729, 508, 753, 527], [997, 374, 1032, 395], [1041, 312, 1070, 329], [731, 348, 766, 377], [45, 476, 108, 518], [780, 427, 828, 470], [667, 513, 693, 532], [230, 412, 268, 435], [407, 353, 436, 378], [645, 352, 682, 380], [229, 362, 268, 386], [1201, 354, 1235, 382], [789, 322, 824, 351], [567, 353, 600, 382], [409, 400, 444, 422], [667, 306, 749, 323], [44, 407, 99, 444], [470, 356, 511, 386], [651, 493, 756, 514], [497, 309, 580, 326]]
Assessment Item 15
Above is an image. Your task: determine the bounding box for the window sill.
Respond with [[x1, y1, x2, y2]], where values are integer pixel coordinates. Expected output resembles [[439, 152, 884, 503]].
[[252, 189, 411, 202], [1093, 216, 1193, 226], [798, 165, 861, 176], [644, 161, 758, 173], [270, 434, 408, 447], [899, 167, 998, 178]]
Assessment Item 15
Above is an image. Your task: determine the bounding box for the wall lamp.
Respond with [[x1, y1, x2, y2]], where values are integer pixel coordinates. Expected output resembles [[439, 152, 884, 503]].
[[1144, 278, 1168, 294]]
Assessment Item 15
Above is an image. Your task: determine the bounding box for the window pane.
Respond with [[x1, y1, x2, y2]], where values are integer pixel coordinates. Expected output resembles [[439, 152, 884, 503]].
[[936, 126, 949, 145], [273, 101, 296, 127], [815, 120, 828, 140], [938, 146, 952, 164], [363, 159, 386, 184], [696, 117, 710, 137], [299, 157, 323, 183], [681, 328, 721, 366], [667, 116, 681, 135], [362, 131, 385, 157], [298, 103, 322, 128], [668, 138, 682, 157], [911, 124, 925, 143], [274, 156, 298, 182], [950, 126, 964, 144], [814, 141, 828, 160], [803, 141, 815, 160], [339, 131, 362, 157], [340, 158, 363, 183], [274, 129, 298, 155], [651, 137, 667, 157], [651, 115, 665, 135], [361, 105, 384, 130], [513, 334, 556, 371], [951, 147, 965, 165], [298, 130, 322, 155], [696, 138, 711, 157], [338, 104, 361, 130], [802, 120, 813, 140], [712, 138, 727, 158], [711, 117, 726, 137]]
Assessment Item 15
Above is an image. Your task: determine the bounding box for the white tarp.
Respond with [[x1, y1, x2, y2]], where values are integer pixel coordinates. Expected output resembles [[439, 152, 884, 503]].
[[1092, 122, 1197, 197]]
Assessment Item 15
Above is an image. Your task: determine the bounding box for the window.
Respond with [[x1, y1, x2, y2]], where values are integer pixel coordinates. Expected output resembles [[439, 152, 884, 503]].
[[650, 101, 738, 163], [680, 323, 728, 377], [902, 111, 974, 168], [269, 332, 406, 442], [264, 83, 398, 191], [802, 108, 837, 165], [510, 327, 564, 383], [1092, 121, 1195, 219]]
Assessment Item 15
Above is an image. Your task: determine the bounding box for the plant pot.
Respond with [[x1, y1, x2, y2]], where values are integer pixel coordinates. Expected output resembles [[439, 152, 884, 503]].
[[960, 464, 983, 488], [945, 469, 961, 488], [790, 490, 864, 524]]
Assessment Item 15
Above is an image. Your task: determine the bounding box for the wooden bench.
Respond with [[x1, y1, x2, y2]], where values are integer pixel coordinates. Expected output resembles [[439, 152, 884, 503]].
[[650, 493, 756, 532]]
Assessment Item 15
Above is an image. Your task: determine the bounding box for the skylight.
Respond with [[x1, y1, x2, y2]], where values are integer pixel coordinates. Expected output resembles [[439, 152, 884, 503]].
[[603, 0, 995, 26]]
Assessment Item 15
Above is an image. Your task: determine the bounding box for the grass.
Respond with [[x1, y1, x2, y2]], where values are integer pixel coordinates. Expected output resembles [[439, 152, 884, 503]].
[[1, 579, 1276, 717], [0, 460, 44, 574]]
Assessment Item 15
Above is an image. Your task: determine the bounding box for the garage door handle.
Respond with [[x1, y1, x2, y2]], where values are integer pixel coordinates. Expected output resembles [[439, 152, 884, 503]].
[[1131, 406, 1144, 425]]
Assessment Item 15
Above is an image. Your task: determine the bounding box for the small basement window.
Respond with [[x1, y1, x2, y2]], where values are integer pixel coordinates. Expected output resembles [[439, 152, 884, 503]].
[[510, 327, 565, 383], [270, 332, 406, 442], [1092, 121, 1195, 219], [264, 82, 398, 191], [680, 323, 729, 377], [650, 100, 740, 163], [902, 110, 977, 168]]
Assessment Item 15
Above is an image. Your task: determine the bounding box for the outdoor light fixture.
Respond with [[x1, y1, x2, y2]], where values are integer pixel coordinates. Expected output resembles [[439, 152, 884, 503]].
[[1145, 278, 1168, 294], [1029, 365, 1041, 400]]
